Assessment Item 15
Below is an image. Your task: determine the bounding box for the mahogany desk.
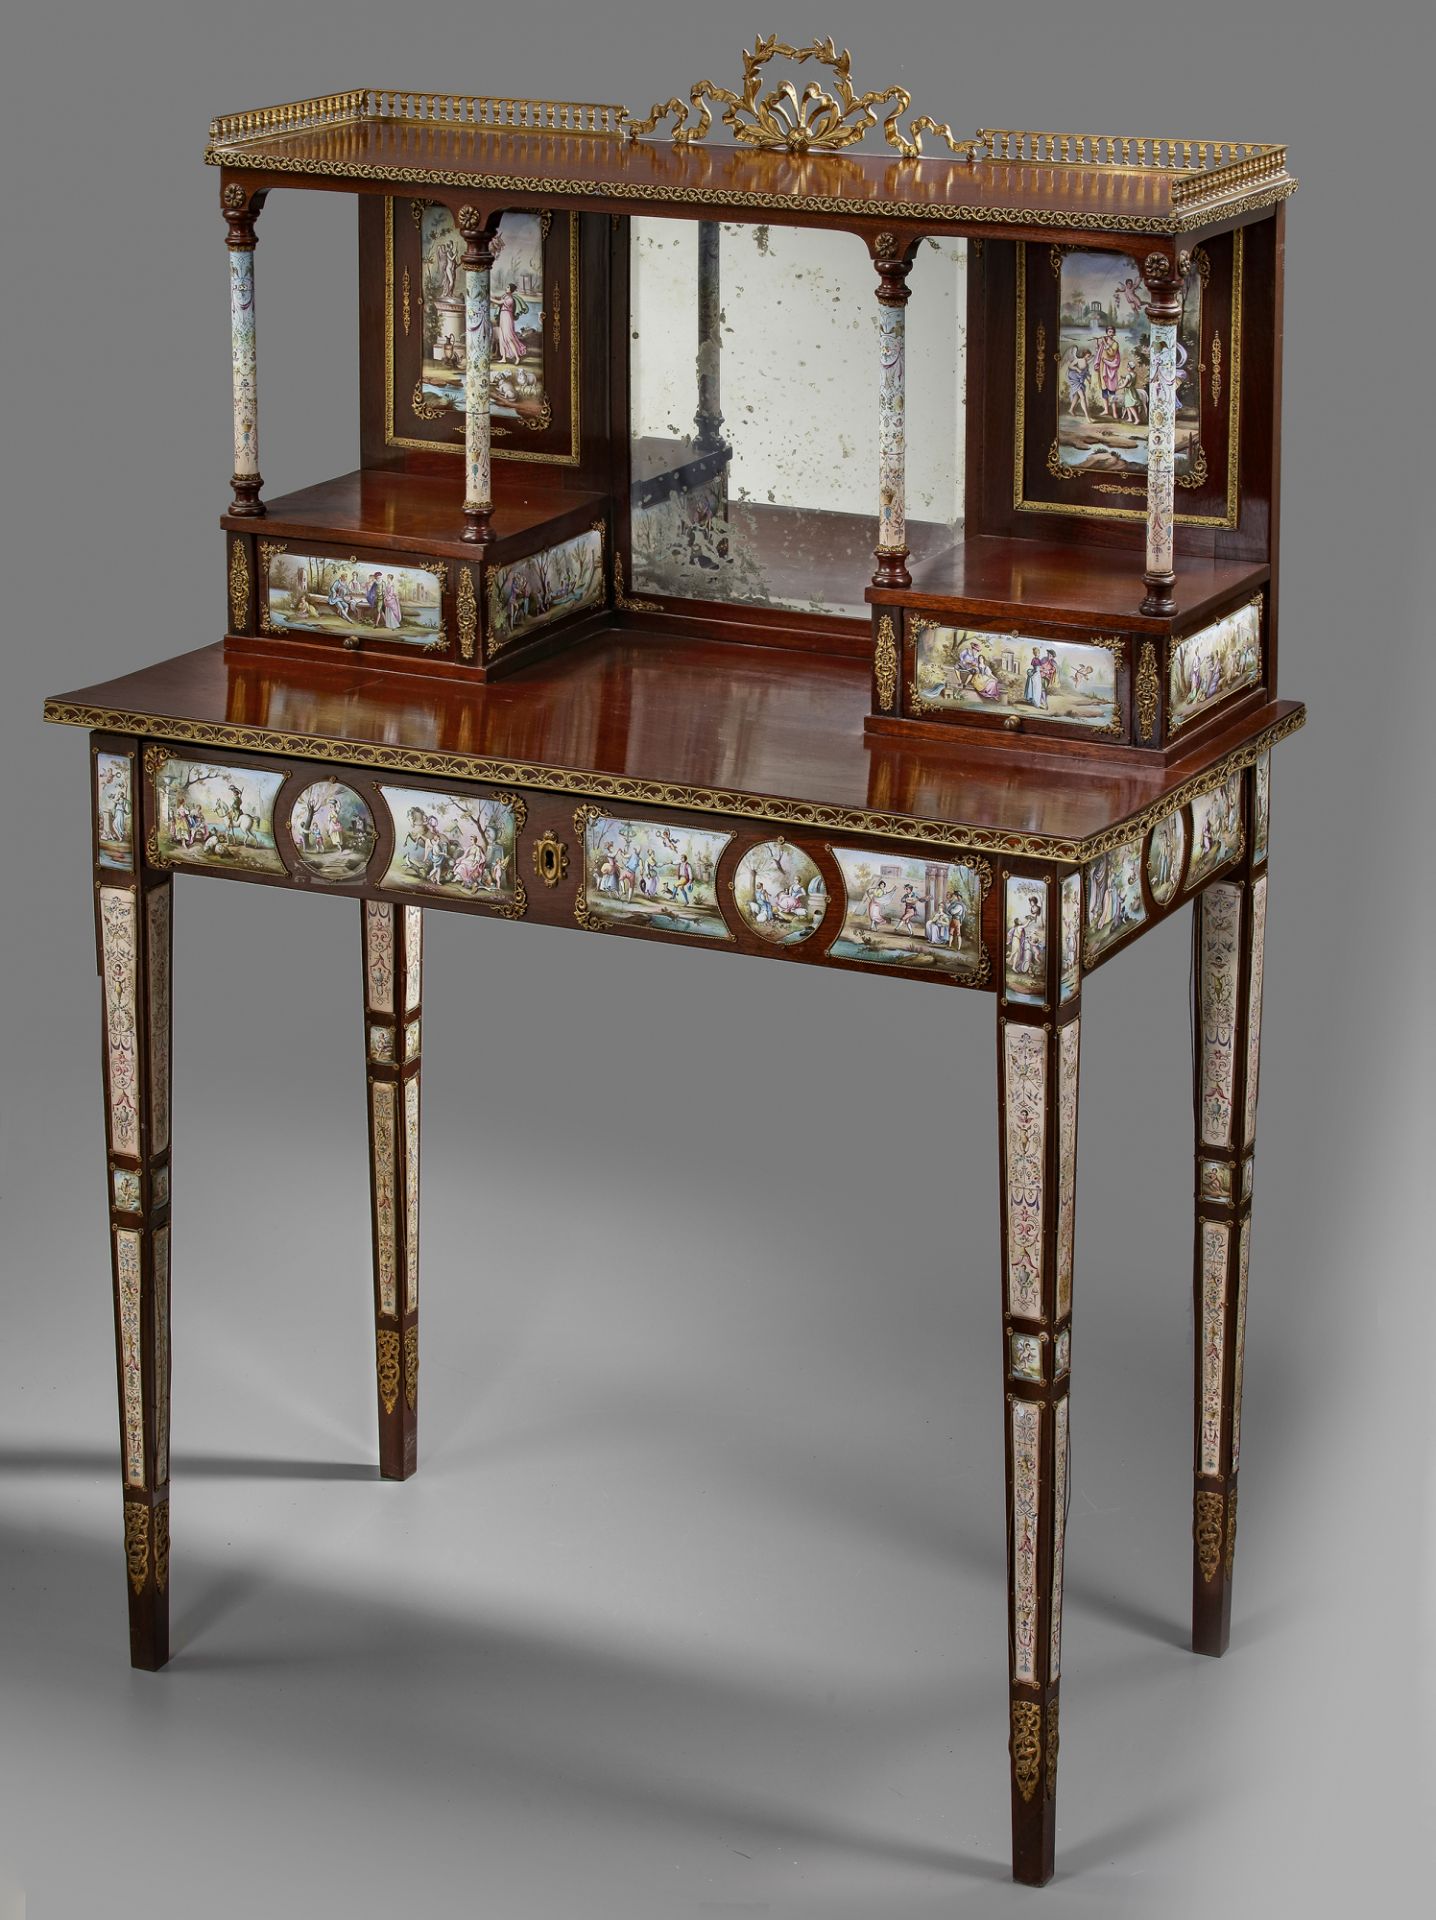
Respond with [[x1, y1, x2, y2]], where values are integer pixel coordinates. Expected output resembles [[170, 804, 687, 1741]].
[[46, 629, 1302, 1884]]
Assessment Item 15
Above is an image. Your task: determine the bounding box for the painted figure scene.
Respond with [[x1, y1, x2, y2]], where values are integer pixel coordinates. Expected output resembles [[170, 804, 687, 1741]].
[[583, 817, 731, 939], [96, 753, 133, 869], [1083, 838, 1146, 961], [1059, 872, 1082, 1003], [1169, 599, 1262, 730], [1004, 878, 1048, 1003], [152, 759, 284, 874], [914, 626, 1118, 729], [265, 552, 442, 645], [379, 787, 517, 903], [1187, 775, 1244, 888], [733, 840, 827, 944], [420, 208, 547, 421], [1147, 809, 1186, 905], [289, 780, 376, 883], [1054, 248, 1202, 478], [488, 529, 604, 649], [831, 851, 983, 978]]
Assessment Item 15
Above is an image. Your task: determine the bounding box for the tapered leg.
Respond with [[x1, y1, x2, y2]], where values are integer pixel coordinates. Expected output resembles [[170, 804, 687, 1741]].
[[95, 737, 174, 1668], [996, 868, 1081, 1885], [362, 901, 422, 1479], [1190, 760, 1268, 1655]]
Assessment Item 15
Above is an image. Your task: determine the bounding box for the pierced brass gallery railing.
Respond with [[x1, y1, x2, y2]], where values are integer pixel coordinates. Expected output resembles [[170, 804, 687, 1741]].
[[209, 90, 629, 149]]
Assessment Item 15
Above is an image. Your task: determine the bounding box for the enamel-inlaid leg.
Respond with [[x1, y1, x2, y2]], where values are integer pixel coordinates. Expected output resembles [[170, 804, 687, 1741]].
[[1140, 256, 1183, 616], [363, 901, 422, 1478], [997, 891, 1080, 1887], [1189, 765, 1268, 1654], [221, 183, 264, 517], [95, 736, 174, 1669], [458, 209, 494, 544], [872, 248, 913, 589]]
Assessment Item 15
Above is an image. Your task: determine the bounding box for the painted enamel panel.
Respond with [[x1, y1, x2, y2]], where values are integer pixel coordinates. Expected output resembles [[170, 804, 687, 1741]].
[[1004, 877, 1048, 1005], [1003, 1024, 1046, 1321], [1011, 1399, 1041, 1685], [1253, 751, 1271, 864], [99, 888, 139, 1157], [370, 1080, 398, 1318], [1145, 320, 1178, 578], [116, 1228, 145, 1489], [379, 789, 518, 906], [153, 1224, 170, 1487], [96, 753, 134, 870], [1010, 1331, 1044, 1383], [487, 528, 604, 652], [1198, 883, 1243, 1149], [1232, 1216, 1251, 1471], [403, 1076, 420, 1313], [1146, 809, 1185, 906], [404, 1017, 421, 1063], [877, 299, 906, 555], [364, 901, 395, 1012], [1199, 1220, 1229, 1476], [733, 840, 828, 945], [832, 852, 984, 978], [1186, 773, 1244, 890], [1241, 1155, 1254, 1202], [1050, 1395, 1070, 1680], [582, 816, 733, 940], [1082, 837, 1145, 963], [1168, 599, 1262, 733], [153, 1166, 170, 1208], [465, 257, 492, 513], [112, 1169, 141, 1213], [147, 887, 171, 1155], [229, 247, 258, 482], [913, 626, 1119, 731], [1055, 250, 1202, 483], [264, 553, 444, 647], [1059, 873, 1081, 1003], [420, 208, 547, 424], [1244, 875, 1267, 1146], [368, 1023, 395, 1063], [1056, 1019, 1079, 1320], [403, 907, 423, 1013], [289, 780, 377, 884], [1199, 1158, 1233, 1203], [152, 758, 284, 875], [1054, 1326, 1071, 1379]]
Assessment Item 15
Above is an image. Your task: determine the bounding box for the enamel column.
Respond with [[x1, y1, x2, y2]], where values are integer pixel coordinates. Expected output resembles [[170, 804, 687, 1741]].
[[458, 207, 495, 544], [694, 221, 724, 451], [1141, 251, 1184, 615], [872, 242, 913, 589], [222, 182, 264, 516]]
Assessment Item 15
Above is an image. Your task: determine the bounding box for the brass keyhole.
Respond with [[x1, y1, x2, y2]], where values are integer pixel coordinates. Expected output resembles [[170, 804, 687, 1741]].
[[532, 830, 570, 887]]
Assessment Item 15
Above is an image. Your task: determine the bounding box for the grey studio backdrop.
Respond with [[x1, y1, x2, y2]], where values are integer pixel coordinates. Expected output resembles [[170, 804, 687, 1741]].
[[0, 4, 1431, 1916]]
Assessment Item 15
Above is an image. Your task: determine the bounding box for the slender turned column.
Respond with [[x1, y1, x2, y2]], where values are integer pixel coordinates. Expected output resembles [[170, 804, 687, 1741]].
[[457, 207, 495, 544], [694, 221, 724, 451], [362, 901, 422, 1478], [94, 736, 174, 1668], [1140, 250, 1185, 616], [872, 246, 913, 589], [1190, 758, 1270, 1654], [221, 182, 265, 517], [996, 866, 1081, 1885]]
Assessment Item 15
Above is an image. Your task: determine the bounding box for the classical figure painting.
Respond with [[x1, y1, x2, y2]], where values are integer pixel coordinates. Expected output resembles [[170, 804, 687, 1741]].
[[1083, 837, 1146, 961], [1168, 599, 1262, 731], [96, 752, 134, 870], [1004, 877, 1048, 1004], [420, 207, 547, 423], [263, 550, 443, 646], [912, 625, 1119, 731], [1147, 809, 1186, 906], [1254, 750, 1271, 863], [733, 840, 827, 944], [581, 816, 732, 939], [1059, 873, 1081, 1003], [487, 529, 605, 651], [1054, 248, 1202, 481], [831, 851, 985, 979], [379, 788, 518, 904], [1187, 774, 1244, 889], [289, 780, 377, 883], [152, 758, 285, 874]]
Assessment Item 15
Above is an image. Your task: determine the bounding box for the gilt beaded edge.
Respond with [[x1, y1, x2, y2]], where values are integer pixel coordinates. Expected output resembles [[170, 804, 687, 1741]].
[[48, 703, 1305, 864]]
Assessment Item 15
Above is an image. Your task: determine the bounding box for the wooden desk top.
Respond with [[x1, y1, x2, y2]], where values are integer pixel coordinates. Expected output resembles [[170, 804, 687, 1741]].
[[46, 630, 1303, 862]]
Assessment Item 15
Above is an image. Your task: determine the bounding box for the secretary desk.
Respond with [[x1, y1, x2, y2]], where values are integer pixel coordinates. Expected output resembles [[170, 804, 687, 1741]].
[[45, 41, 1303, 1885]]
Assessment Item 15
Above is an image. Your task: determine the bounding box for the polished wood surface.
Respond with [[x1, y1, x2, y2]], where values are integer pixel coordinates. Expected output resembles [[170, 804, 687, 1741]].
[[48, 631, 1302, 852]]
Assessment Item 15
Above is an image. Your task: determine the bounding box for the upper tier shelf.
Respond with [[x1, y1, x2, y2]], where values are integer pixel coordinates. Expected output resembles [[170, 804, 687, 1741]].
[[206, 90, 1295, 238]]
